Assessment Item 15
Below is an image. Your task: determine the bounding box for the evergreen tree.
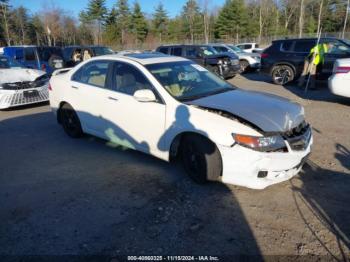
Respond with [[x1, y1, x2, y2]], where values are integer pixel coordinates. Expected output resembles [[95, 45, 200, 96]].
[[215, 0, 248, 40], [131, 2, 148, 44], [0, 0, 11, 45], [152, 2, 168, 42]]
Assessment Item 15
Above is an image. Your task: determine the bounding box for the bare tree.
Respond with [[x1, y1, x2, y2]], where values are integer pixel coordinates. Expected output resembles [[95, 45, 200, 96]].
[[298, 0, 304, 37], [0, 0, 11, 45], [200, 0, 210, 44], [317, 0, 323, 35], [343, 0, 350, 38]]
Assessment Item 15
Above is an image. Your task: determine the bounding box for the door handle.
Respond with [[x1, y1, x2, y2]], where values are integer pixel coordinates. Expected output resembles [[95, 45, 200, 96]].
[[108, 96, 118, 101], [71, 86, 79, 89]]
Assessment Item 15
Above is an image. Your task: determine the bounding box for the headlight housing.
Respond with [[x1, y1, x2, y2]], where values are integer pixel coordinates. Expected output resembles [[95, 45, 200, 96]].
[[233, 133, 287, 152]]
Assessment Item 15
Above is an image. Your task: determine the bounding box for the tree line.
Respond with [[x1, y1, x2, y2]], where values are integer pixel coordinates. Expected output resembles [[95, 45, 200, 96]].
[[0, 0, 349, 49]]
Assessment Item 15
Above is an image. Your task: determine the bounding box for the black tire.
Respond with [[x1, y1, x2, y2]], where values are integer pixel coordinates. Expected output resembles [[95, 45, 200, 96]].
[[60, 104, 83, 138], [239, 60, 250, 74], [181, 134, 222, 184], [212, 66, 224, 79], [271, 65, 295, 85]]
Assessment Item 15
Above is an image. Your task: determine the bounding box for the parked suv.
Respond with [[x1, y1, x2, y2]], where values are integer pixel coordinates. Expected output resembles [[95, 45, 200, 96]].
[[210, 43, 260, 73], [63, 45, 114, 67], [2, 46, 64, 74], [156, 44, 240, 79], [260, 38, 350, 85]]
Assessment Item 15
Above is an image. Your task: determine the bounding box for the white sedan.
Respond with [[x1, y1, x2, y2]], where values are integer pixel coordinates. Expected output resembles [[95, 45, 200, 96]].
[[328, 58, 350, 98], [49, 53, 312, 189], [0, 55, 49, 109]]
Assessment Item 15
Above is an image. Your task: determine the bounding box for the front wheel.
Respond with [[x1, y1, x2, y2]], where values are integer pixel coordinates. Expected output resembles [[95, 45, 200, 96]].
[[239, 60, 250, 74], [181, 134, 222, 184], [272, 65, 294, 85]]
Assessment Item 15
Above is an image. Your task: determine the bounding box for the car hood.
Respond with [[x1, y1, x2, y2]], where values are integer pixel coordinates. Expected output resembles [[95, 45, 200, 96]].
[[0, 68, 46, 85], [189, 89, 305, 133]]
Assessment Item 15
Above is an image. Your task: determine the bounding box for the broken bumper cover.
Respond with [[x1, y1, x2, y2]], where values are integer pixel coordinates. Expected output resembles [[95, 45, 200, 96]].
[[0, 85, 49, 109], [217, 136, 313, 189]]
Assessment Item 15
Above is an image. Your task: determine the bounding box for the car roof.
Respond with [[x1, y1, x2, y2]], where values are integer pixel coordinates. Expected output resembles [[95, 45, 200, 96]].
[[272, 37, 342, 42], [95, 53, 188, 65]]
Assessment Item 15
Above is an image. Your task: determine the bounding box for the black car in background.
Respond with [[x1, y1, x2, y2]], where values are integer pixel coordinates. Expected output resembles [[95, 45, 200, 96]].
[[63, 45, 114, 67], [260, 38, 350, 85], [156, 44, 240, 79]]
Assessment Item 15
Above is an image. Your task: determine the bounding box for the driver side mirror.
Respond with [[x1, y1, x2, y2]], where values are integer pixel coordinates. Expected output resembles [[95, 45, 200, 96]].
[[133, 89, 157, 102]]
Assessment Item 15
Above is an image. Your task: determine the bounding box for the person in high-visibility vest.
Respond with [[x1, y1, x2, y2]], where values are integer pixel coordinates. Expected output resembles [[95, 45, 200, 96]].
[[298, 42, 332, 89]]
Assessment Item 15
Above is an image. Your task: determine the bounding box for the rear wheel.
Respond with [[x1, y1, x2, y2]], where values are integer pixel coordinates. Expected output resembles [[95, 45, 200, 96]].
[[181, 134, 222, 184], [272, 65, 294, 85], [60, 104, 83, 138]]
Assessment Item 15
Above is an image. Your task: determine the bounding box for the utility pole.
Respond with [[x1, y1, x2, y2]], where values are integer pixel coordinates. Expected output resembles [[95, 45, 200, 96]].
[[342, 0, 350, 38]]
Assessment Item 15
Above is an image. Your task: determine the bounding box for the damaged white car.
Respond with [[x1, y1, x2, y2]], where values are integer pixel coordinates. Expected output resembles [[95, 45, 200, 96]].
[[0, 55, 49, 109], [49, 53, 312, 189]]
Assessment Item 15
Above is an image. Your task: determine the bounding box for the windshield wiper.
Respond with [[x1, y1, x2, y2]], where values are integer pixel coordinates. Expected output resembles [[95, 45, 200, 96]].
[[179, 87, 234, 102]]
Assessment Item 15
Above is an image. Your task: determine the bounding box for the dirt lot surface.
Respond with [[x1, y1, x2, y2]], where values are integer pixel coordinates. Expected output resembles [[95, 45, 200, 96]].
[[0, 73, 349, 260]]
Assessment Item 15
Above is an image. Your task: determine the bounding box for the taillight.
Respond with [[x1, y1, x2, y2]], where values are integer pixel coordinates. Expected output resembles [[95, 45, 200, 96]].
[[41, 64, 46, 71], [335, 66, 350, 74], [261, 53, 269, 59], [48, 83, 52, 91]]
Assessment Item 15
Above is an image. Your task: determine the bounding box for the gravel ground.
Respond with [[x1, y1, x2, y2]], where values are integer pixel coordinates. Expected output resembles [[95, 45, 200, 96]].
[[0, 73, 349, 260]]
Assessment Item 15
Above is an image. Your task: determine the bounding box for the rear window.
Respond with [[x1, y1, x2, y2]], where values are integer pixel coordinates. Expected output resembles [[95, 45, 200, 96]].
[[293, 40, 316, 52], [25, 48, 36, 61], [158, 47, 169, 54], [281, 41, 293, 52]]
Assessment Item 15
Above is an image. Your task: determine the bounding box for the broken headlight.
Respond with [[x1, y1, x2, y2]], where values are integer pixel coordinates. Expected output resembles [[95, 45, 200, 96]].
[[233, 134, 286, 152]]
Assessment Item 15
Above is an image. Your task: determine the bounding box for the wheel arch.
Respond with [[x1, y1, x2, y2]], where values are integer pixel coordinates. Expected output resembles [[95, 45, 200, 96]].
[[168, 131, 221, 161], [57, 101, 70, 124], [271, 62, 297, 75]]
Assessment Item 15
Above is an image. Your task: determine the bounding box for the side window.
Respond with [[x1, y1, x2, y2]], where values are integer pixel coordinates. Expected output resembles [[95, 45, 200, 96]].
[[113, 62, 155, 96], [15, 50, 24, 60], [323, 40, 350, 55], [245, 44, 252, 49], [158, 47, 169, 54], [280, 41, 293, 52], [185, 47, 198, 57], [72, 60, 111, 88], [25, 48, 36, 61], [293, 40, 316, 53], [171, 47, 182, 56]]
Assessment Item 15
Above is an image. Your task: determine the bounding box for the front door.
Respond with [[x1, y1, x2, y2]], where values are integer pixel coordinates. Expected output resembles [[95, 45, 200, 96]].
[[322, 39, 350, 75], [101, 61, 166, 156]]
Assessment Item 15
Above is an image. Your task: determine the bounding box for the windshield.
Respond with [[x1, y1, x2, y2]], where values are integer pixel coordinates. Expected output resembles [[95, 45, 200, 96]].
[[342, 39, 350, 46], [199, 46, 218, 56], [0, 56, 24, 69], [227, 45, 244, 53], [92, 47, 114, 56], [146, 61, 235, 102]]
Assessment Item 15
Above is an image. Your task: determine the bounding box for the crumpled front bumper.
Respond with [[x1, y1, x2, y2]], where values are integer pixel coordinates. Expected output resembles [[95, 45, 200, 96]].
[[217, 136, 313, 189], [0, 85, 49, 109]]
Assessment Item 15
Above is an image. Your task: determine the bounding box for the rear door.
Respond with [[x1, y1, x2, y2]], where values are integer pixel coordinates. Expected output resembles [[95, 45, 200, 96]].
[[69, 60, 113, 135], [291, 39, 316, 74]]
